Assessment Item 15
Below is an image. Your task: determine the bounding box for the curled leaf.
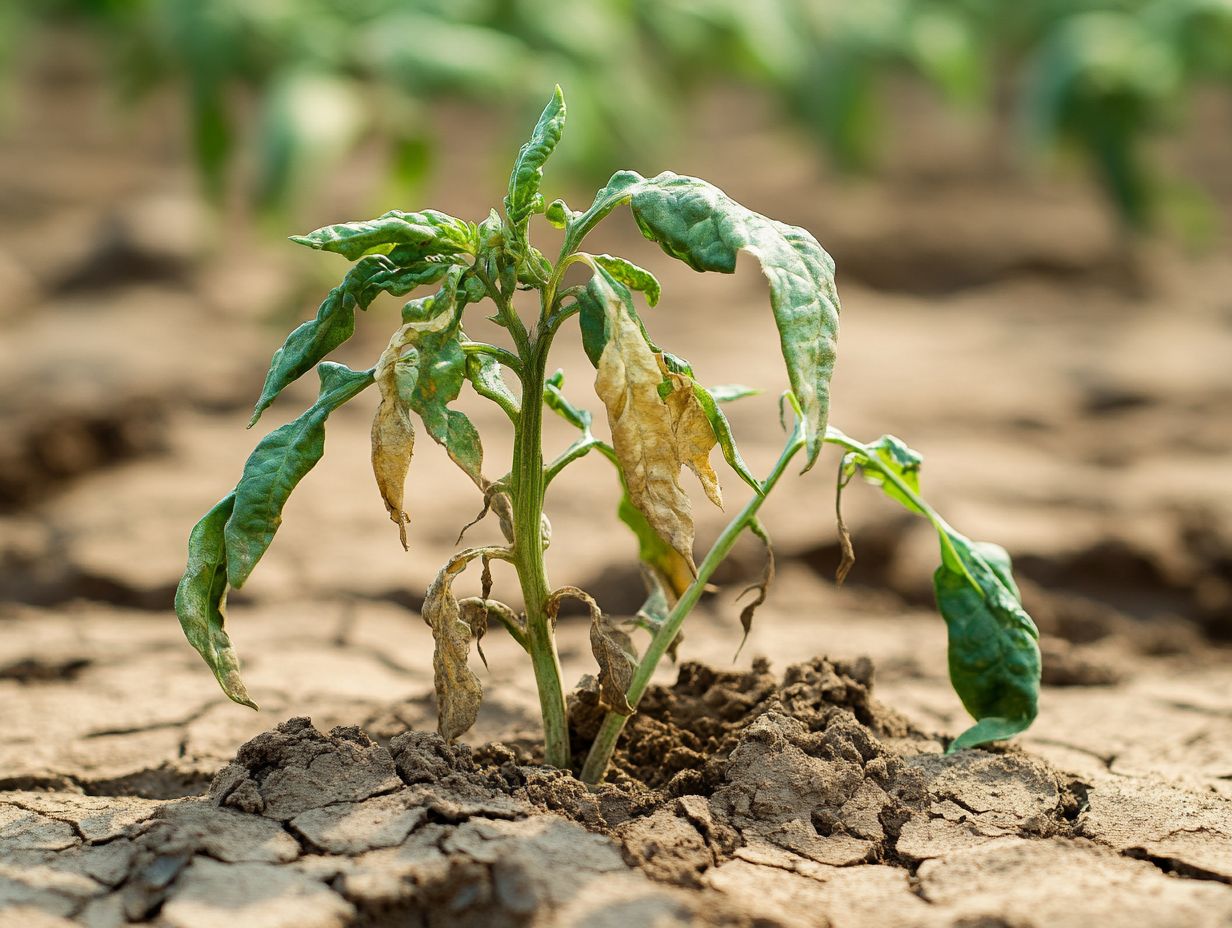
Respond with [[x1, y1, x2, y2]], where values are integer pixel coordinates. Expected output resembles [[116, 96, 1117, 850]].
[[548, 587, 635, 716], [592, 272, 696, 571], [505, 85, 566, 228], [372, 331, 417, 549], [573, 170, 840, 469], [423, 555, 484, 742], [290, 208, 473, 262], [459, 598, 490, 669], [250, 255, 441, 427], [593, 254, 661, 306], [174, 494, 256, 710], [658, 356, 723, 509], [735, 518, 775, 659], [227, 363, 374, 588], [834, 459, 856, 585]]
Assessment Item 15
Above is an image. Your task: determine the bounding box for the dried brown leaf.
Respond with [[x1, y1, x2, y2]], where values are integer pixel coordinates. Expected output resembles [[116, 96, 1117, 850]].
[[595, 298, 696, 571], [735, 518, 775, 659], [423, 555, 483, 741], [548, 586, 636, 716], [371, 330, 416, 549], [659, 357, 722, 509]]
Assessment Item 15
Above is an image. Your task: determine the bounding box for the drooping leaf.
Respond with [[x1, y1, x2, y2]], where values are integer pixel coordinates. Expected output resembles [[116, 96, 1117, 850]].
[[592, 272, 696, 571], [290, 208, 474, 262], [618, 493, 694, 603], [371, 330, 417, 550], [935, 537, 1041, 753], [548, 587, 635, 716], [690, 382, 763, 497], [658, 356, 723, 509], [576, 170, 840, 469], [250, 255, 437, 427], [832, 429, 1040, 751], [174, 494, 256, 710], [735, 518, 775, 659], [226, 363, 374, 588], [423, 556, 483, 742], [399, 275, 485, 486], [593, 254, 661, 306], [505, 85, 566, 228]]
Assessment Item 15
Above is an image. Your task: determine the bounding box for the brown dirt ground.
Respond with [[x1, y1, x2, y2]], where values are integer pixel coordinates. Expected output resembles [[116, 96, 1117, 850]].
[[2, 40, 1231, 928]]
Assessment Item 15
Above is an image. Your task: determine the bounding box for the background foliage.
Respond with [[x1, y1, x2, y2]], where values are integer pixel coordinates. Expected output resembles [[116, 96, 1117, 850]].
[[9, 0, 1232, 228]]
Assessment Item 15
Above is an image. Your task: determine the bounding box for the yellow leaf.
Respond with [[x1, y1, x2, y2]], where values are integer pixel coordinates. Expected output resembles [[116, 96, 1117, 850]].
[[371, 328, 417, 549], [594, 292, 696, 572], [658, 356, 722, 510]]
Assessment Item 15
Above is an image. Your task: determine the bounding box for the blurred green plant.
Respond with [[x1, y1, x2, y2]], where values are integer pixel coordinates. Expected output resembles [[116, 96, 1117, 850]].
[[12, 0, 1232, 231]]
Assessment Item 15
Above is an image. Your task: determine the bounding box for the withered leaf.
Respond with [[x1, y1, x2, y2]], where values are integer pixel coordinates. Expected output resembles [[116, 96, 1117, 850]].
[[735, 518, 775, 659], [592, 274, 696, 572], [423, 556, 483, 741], [658, 355, 722, 509], [371, 329, 417, 549], [548, 586, 636, 716]]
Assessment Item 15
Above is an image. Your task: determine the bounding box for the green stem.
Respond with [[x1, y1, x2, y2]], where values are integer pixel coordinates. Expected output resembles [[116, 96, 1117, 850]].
[[580, 419, 808, 784], [510, 338, 571, 769]]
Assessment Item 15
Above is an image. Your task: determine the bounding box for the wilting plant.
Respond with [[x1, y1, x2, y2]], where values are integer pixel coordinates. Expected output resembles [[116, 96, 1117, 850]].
[[175, 87, 1041, 783]]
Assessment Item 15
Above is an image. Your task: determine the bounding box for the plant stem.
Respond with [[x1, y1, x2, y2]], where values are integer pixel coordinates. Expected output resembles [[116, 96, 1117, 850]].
[[580, 419, 808, 784], [510, 337, 571, 769]]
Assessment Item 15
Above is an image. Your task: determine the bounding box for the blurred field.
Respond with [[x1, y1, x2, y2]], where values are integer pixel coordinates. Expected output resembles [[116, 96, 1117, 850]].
[[1, 18, 1231, 928]]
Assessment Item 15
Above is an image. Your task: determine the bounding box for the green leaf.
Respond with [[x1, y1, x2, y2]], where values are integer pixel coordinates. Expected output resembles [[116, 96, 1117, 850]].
[[505, 85, 566, 228], [400, 278, 484, 485], [576, 266, 660, 367], [466, 352, 520, 417], [575, 171, 839, 469], [226, 363, 375, 588], [250, 255, 438, 427], [544, 370, 592, 432], [844, 434, 924, 515], [593, 254, 661, 306], [692, 383, 762, 496], [829, 428, 1040, 752], [174, 494, 256, 709], [290, 209, 473, 261], [935, 536, 1040, 754]]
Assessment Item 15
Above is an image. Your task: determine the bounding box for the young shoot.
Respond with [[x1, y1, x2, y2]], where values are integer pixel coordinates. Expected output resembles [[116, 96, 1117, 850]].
[[175, 87, 1041, 783]]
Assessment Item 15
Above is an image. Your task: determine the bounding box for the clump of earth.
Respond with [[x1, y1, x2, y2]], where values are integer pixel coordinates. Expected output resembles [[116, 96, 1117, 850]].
[[4, 655, 1230, 928]]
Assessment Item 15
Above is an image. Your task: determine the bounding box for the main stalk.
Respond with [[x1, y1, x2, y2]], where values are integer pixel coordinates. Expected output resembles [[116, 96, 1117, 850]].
[[510, 335, 571, 769]]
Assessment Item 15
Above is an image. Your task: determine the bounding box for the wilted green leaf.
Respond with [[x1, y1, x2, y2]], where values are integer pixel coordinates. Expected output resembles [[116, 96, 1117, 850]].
[[831, 428, 1040, 752], [505, 85, 566, 228], [399, 276, 485, 486], [174, 494, 256, 710], [935, 537, 1040, 753], [690, 382, 763, 496], [227, 363, 374, 588], [466, 352, 520, 417], [290, 208, 473, 262], [593, 254, 661, 306], [618, 493, 694, 603], [575, 171, 840, 469], [250, 255, 440, 427]]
